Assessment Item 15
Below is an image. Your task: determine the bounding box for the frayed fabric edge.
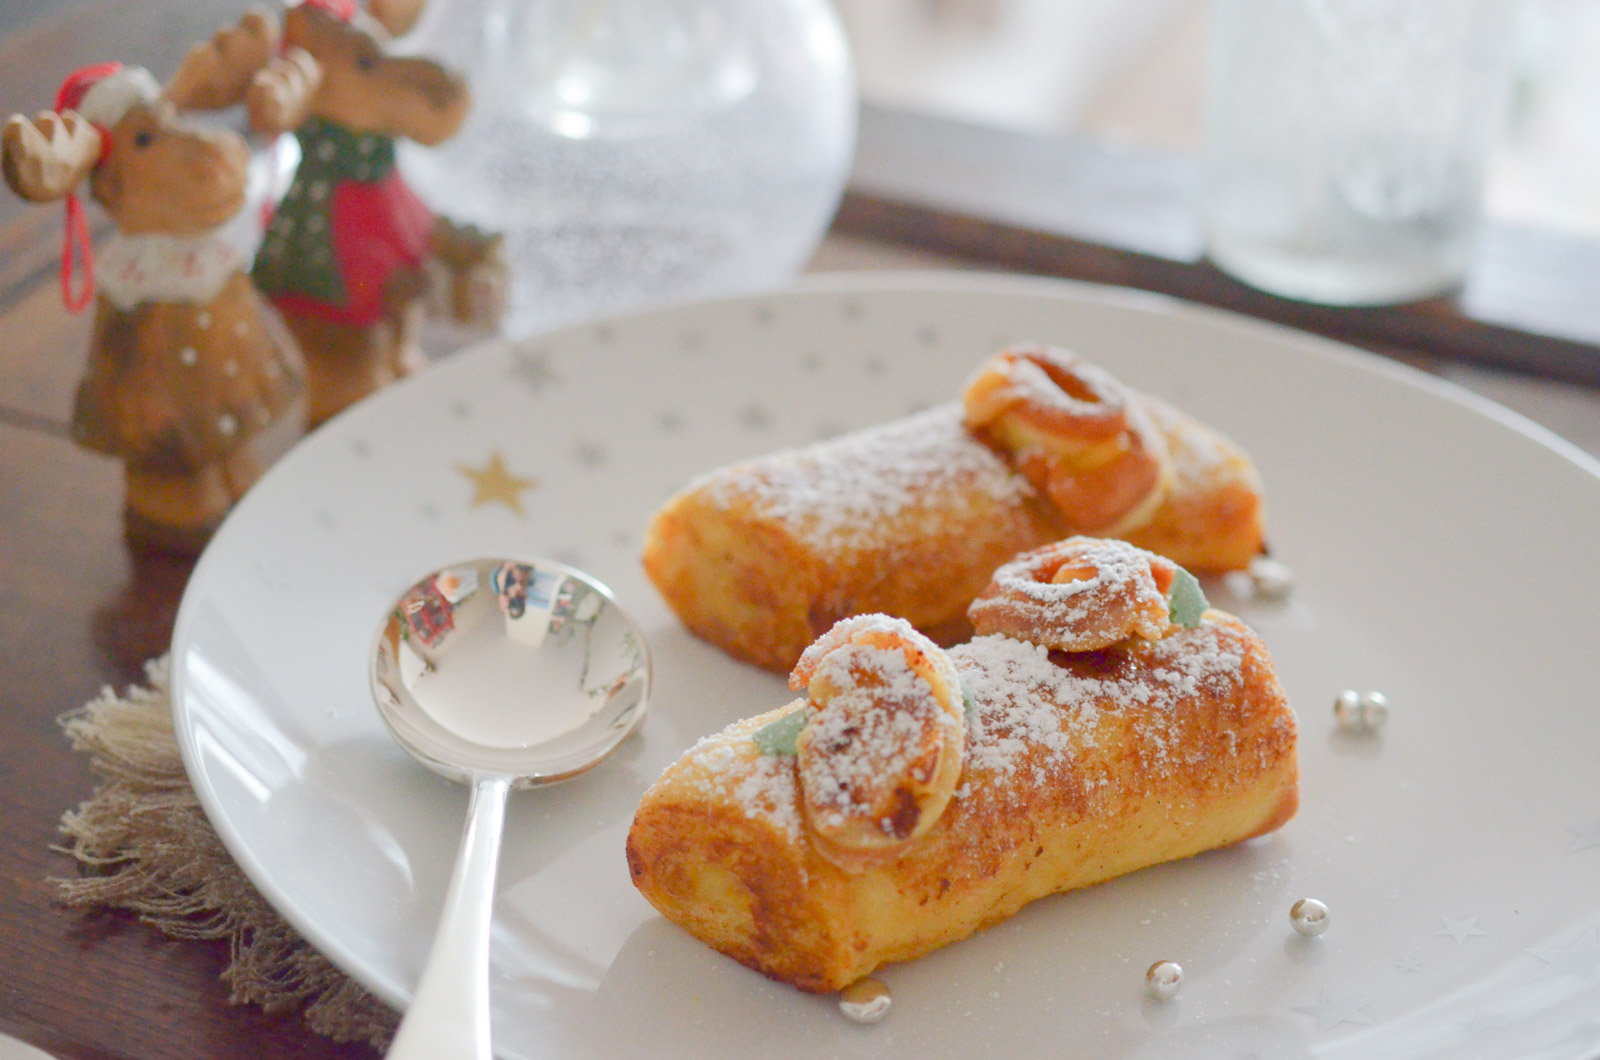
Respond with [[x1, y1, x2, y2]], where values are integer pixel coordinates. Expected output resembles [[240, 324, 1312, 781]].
[[53, 655, 398, 1051]]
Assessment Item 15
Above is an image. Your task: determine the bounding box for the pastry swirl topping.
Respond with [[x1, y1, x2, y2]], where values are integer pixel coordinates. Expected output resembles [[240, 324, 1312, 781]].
[[968, 537, 1191, 652], [787, 615, 965, 864], [962, 343, 1171, 534]]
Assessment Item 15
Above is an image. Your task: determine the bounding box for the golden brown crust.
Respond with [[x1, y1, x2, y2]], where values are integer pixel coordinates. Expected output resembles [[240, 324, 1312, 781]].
[[1122, 397, 1265, 571], [641, 405, 1068, 672], [641, 359, 1268, 675], [626, 613, 1298, 992]]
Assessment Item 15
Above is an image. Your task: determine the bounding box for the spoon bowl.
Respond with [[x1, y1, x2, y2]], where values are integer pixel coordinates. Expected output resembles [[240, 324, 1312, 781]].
[[370, 556, 651, 1059]]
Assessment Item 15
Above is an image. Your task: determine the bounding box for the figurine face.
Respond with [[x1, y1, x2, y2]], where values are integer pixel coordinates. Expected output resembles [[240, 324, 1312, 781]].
[[285, 5, 469, 146], [90, 101, 249, 236]]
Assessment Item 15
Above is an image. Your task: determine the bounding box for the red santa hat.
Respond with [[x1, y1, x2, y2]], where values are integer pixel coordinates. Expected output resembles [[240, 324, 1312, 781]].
[[54, 62, 161, 132], [295, 0, 360, 22], [49, 62, 161, 313]]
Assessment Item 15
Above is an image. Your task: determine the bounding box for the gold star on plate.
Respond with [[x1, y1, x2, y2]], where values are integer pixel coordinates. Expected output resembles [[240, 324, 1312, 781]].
[[456, 450, 537, 515]]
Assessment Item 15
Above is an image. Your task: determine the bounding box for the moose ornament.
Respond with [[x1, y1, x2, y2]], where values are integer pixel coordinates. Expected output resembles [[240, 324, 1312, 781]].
[[1, 10, 322, 552], [252, 0, 507, 425]]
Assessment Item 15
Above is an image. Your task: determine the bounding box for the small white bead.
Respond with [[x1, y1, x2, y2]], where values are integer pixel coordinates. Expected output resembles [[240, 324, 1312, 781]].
[[217, 413, 238, 436], [178, 346, 198, 366], [1291, 898, 1330, 937], [1248, 556, 1295, 600], [1335, 690, 1389, 732], [1358, 692, 1389, 730], [838, 978, 891, 1024], [1145, 960, 1183, 1001]]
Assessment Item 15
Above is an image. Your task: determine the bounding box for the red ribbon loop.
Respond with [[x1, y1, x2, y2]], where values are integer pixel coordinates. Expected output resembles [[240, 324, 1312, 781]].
[[61, 192, 94, 313]]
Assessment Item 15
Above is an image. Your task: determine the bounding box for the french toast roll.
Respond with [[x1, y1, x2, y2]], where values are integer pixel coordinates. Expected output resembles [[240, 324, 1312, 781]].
[[627, 557, 1298, 993], [642, 344, 1266, 673]]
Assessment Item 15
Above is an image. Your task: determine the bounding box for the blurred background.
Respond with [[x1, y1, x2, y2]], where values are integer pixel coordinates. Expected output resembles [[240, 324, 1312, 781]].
[[3, 0, 1596, 244], [830, 0, 1600, 239]]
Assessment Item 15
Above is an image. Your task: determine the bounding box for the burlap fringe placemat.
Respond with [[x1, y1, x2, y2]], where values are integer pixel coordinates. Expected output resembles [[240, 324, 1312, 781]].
[[53, 657, 398, 1051]]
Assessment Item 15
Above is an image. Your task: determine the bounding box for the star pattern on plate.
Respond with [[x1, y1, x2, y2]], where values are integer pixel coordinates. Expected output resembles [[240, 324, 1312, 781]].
[[657, 410, 683, 432], [1527, 927, 1600, 982], [350, 438, 371, 458], [456, 450, 537, 515], [1391, 954, 1424, 973], [573, 439, 607, 467], [1567, 817, 1600, 853], [451, 399, 472, 420], [1292, 988, 1375, 1032], [508, 349, 558, 394], [1435, 915, 1489, 946], [740, 404, 772, 431]]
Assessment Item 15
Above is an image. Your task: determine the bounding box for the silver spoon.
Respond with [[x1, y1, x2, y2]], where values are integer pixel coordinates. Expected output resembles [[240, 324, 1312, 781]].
[[370, 556, 651, 1059]]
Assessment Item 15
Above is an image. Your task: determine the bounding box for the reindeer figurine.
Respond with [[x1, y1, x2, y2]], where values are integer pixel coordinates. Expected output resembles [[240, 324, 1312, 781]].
[[1, 10, 323, 553], [251, 0, 506, 425]]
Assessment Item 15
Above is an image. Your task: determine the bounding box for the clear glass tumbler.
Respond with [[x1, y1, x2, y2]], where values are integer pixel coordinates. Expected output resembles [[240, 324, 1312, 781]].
[[1202, 0, 1519, 305]]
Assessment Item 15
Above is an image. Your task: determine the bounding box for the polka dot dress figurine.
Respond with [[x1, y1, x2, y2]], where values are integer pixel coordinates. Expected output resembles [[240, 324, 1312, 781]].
[[0, 12, 320, 552], [251, 0, 508, 426]]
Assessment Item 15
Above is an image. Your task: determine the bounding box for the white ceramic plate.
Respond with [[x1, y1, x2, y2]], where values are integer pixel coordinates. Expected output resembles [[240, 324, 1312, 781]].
[[172, 273, 1600, 1059]]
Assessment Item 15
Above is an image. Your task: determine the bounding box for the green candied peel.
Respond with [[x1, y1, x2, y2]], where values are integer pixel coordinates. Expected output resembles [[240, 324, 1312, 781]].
[[753, 707, 810, 756], [961, 678, 977, 718], [1167, 566, 1209, 628]]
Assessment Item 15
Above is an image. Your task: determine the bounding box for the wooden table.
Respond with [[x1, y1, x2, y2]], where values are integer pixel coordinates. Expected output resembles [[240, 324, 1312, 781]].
[[4, 7, 1600, 1060]]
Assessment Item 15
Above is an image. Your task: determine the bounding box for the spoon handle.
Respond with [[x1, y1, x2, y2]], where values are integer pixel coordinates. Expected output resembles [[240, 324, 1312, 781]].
[[386, 774, 511, 1060]]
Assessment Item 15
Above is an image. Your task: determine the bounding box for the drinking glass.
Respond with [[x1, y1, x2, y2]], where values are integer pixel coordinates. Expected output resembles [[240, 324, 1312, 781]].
[[1203, 0, 1519, 305]]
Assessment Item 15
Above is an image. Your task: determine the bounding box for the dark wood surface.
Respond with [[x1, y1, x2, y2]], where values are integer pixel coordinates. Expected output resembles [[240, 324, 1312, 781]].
[[2, 4, 1599, 1060], [842, 104, 1600, 387]]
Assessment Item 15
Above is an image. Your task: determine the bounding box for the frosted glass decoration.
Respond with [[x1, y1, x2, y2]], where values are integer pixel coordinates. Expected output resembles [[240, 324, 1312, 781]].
[[396, 0, 858, 335]]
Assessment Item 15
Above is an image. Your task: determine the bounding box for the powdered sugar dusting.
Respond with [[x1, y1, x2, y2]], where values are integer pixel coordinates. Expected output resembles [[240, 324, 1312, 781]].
[[799, 642, 959, 830], [951, 625, 1244, 790], [687, 729, 803, 840], [681, 621, 1248, 832], [697, 404, 1034, 551], [990, 539, 1165, 617]]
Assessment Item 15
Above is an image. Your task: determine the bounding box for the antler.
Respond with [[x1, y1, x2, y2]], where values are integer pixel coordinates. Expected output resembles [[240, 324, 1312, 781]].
[[164, 6, 279, 111], [367, 0, 427, 38], [1, 111, 103, 203], [246, 48, 323, 137]]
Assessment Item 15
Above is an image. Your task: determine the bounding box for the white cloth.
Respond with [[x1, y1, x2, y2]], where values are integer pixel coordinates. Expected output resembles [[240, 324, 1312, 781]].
[[95, 229, 246, 310], [75, 66, 161, 128]]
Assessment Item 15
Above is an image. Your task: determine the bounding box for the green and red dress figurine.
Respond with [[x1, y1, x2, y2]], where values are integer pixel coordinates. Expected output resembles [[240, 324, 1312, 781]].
[[252, 0, 506, 425], [0, 11, 320, 551]]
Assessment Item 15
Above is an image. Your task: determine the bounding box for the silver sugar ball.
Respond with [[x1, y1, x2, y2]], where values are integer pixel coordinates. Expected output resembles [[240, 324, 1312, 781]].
[[1357, 691, 1389, 730], [1248, 556, 1295, 600], [839, 977, 892, 1024], [1290, 898, 1330, 937], [1334, 690, 1388, 732], [1333, 690, 1362, 727], [1145, 960, 1183, 1001]]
